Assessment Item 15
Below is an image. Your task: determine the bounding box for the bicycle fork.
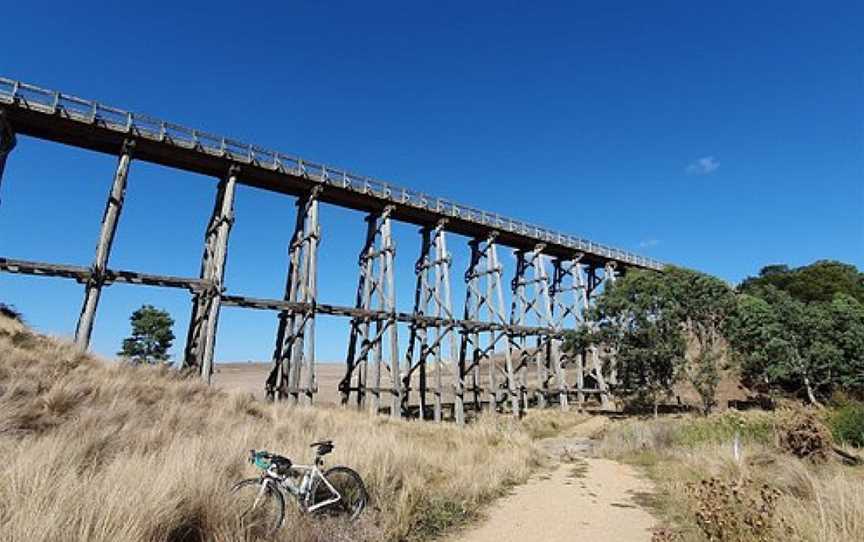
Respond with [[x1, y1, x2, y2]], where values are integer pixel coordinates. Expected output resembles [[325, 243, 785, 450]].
[[253, 479, 272, 510]]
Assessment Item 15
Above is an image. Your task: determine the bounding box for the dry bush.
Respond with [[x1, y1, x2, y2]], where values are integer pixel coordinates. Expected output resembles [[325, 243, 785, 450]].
[[774, 408, 833, 462], [0, 316, 540, 541], [685, 477, 781, 541]]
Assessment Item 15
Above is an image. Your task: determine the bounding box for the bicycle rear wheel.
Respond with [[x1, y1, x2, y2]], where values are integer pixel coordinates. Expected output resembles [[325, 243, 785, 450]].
[[309, 466, 367, 521], [230, 478, 285, 535]]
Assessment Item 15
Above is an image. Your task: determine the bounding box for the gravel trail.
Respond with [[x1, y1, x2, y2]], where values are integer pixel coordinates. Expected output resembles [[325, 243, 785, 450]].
[[453, 417, 657, 542]]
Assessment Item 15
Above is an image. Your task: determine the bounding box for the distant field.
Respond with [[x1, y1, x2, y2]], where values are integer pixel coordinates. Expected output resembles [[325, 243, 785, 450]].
[[214, 360, 751, 412], [213, 362, 344, 404], [213, 361, 511, 414]]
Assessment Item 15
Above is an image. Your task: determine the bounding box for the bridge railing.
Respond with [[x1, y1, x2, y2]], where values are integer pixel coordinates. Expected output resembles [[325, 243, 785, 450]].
[[0, 77, 664, 270]]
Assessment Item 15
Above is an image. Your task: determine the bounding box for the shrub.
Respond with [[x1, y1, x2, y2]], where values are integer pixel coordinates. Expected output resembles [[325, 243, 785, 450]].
[[0, 302, 23, 322], [829, 403, 864, 447]]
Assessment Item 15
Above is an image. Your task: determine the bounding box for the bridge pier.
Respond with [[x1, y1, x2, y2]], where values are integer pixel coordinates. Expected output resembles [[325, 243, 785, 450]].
[[551, 255, 585, 408], [460, 233, 517, 419], [74, 140, 135, 351], [404, 220, 458, 422], [510, 244, 563, 410], [602, 262, 619, 390], [342, 206, 402, 418], [183, 166, 238, 382], [0, 110, 16, 207], [582, 263, 613, 409], [405, 225, 435, 419], [268, 187, 321, 405]]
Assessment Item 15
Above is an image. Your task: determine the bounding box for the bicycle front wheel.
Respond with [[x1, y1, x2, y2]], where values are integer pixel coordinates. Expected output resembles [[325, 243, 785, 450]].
[[230, 478, 285, 535], [309, 466, 368, 521]]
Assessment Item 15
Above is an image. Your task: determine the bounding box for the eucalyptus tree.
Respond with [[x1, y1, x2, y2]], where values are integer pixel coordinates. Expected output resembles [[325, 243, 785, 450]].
[[570, 266, 734, 414], [727, 286, 864, 405]]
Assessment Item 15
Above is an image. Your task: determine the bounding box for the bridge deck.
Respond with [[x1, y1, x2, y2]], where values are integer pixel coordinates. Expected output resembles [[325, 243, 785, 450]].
[[0, 77, 662, 270]]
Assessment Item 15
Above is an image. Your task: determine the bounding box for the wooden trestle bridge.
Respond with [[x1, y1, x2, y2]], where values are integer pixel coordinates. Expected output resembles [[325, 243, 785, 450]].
[[0, 78, 663, 424]]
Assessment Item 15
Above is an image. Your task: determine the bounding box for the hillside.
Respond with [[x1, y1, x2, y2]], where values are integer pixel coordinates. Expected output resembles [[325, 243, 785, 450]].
[[0, 313, 542, 541]]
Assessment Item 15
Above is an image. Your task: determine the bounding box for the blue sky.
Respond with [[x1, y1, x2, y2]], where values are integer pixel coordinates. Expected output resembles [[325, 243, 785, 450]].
[[1, 1, 862, 364]]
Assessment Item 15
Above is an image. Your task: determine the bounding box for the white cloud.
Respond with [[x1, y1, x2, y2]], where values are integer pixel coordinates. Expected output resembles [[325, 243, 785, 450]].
[[639, 239, 660, 249], [686, 156, 719, 175]]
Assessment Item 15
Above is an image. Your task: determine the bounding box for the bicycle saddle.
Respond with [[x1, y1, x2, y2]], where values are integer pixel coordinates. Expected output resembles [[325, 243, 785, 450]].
[[311, 440, 334, 456]]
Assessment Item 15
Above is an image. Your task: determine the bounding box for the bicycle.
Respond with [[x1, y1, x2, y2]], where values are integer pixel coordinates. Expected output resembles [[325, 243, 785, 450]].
[[230, 440, 367, 535]]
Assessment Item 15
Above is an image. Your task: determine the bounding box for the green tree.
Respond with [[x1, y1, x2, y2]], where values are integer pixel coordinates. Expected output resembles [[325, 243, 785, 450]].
[[672, 268, 737, 413], [723, 293, 780, 390], [821, 294, 864, 393], [726, 287, 818, 404], [726, 287, 864, 405], [118, 305, 175, 364], [568, 266, 735, 415], [740, 260, 864, 304], [572, 268, 679, 415]]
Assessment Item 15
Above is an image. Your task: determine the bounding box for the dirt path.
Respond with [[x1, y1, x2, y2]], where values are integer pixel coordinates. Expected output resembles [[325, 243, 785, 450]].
[[452, 417, 657, 542]]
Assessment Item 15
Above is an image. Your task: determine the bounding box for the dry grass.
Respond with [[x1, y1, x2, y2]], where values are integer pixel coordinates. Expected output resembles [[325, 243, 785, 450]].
[[0, 316, 543, 542], [596, 413, 864, 541], [517, 408, 591, 440]]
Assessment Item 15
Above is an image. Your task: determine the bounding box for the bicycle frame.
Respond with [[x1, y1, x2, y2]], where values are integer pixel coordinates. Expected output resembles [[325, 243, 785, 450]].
[[259, 462, 342, 513]]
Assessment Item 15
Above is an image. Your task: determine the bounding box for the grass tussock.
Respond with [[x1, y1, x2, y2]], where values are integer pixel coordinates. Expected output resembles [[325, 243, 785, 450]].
[[0, 317, 541, 541], [597, 412, 864, 541]]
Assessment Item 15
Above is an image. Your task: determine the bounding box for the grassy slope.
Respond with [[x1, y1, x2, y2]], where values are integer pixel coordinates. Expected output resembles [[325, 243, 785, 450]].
[[0, 315, 545, 542], [595, 412, 864, 541]]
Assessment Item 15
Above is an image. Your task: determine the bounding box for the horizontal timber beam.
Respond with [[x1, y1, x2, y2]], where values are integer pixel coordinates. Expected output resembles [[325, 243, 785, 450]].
[[0, 257, 209, 291], [1, 257, 566, 338]]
